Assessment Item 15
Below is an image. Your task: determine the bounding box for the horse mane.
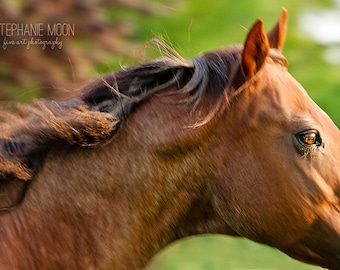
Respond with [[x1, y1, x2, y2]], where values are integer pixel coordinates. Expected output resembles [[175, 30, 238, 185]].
[[0, 41, 243, 183], [80, 44, 242, 121]]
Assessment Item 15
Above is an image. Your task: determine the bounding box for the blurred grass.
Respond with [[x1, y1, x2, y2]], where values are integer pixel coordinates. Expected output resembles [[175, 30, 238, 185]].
[[107, 1, 339, 269], [146, 235, 321, 270]]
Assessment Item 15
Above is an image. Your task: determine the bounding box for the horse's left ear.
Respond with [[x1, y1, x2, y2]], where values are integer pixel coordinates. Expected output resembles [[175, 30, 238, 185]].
[[242, 19, 269, 80], [267, 8, 288, 51]]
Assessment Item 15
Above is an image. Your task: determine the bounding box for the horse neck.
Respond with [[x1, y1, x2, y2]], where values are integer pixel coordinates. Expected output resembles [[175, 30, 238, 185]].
[[95, 95, 236, 265], [0, 95, 234, 269]]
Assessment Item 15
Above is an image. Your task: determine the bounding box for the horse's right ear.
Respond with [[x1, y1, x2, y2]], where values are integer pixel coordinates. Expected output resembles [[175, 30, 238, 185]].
[[267, 8, 288, 51], [242, 19, 269, 80]]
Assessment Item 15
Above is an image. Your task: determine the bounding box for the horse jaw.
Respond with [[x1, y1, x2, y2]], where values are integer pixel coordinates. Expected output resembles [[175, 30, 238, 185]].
[[280, 204, 340, 269]]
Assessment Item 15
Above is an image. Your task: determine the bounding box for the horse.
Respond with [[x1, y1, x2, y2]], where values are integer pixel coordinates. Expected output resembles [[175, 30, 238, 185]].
[[0, 9, 339, 269]]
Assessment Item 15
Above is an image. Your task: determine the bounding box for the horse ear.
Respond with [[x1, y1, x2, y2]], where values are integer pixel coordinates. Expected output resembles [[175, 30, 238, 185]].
[[267, 8, 288, 51], [242, 19, 269, 80]]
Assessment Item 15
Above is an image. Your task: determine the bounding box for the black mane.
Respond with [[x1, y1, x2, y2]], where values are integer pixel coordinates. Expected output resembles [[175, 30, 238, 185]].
[[80, 45, 242, 121]]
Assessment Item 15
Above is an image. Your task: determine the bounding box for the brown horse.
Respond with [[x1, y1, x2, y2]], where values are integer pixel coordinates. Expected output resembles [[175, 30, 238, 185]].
[[0, 9, 339, 269]]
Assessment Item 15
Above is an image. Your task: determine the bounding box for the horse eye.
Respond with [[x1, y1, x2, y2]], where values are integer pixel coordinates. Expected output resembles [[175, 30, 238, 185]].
[[293, 129, 322, 156], [295, 130, 322, 147], [300, 132, 316, 145]]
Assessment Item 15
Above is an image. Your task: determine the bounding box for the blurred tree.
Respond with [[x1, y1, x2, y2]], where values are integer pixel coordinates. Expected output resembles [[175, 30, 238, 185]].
[[0, 0, 167, 100]]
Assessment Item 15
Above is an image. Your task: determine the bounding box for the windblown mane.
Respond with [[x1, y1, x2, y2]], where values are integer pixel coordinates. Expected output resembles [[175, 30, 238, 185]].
[[0, 42, 243, 185]]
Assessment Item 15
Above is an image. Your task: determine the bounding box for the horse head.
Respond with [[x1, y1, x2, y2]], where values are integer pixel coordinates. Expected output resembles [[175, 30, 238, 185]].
[[212, 9, 340, 269]]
